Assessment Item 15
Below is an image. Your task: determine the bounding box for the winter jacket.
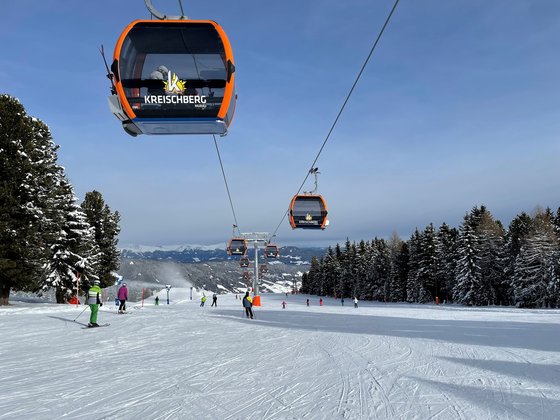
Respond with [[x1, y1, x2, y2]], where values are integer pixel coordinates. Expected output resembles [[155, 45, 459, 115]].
[[87, 285, 102, 305], [242, 295, 252, 308], [201, 296, 207, 303], [117, 286, 128, 301]]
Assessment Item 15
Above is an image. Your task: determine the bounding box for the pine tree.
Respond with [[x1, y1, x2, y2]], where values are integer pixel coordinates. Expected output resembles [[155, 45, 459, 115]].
[[339, 239, 356, 299], [306, 256, 321, 295], [300, 272, 309, 294], [547, 247, 560, 308], [476, 211, 506, 305], [322, 247, 341, 297], [453, 206, 506, 306], [548, 208, 560, 307], [512, 210, 558, 308], [436, 223, 458, 303], [317, 256, 326, 295], [503, 212, 532, 305], [356, 240, 372, 299], [333, 243, 346, 298], [406, 229, 422, 302], [368, 238, 390, 301], [80, 191, 121, 287], [42, 178, 99, 303], [335, 243, 342, 260], [349, 243, 361, 298], [554, 207, 560, 237], [14, 113, 101, 303], [0, 95, 49, 305], [391, 241, 409, 301], [387, 233, 405, 302], [418, 223, 438, 302], [454, 211, 483, 305]]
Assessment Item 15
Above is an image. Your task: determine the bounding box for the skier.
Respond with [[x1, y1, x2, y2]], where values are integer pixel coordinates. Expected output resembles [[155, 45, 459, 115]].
[[319, 298, 323, 306], [211, 293, 218, 307], [242, 291, 254, 319], [87, 280, 103, 327], [155, 296, 159, 305], [117, 282, 128, 313], [353, 297, 358, 308], [341, 298, 344, 306], [306, 298, 310, 307], [200, 295, 207, 307], [281, 300, 287, 309]]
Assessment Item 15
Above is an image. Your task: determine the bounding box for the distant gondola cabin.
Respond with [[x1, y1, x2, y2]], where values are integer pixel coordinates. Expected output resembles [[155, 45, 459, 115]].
[[265, 244, 279, 258], [289, 195, 328, 230], [239, 256, 250, 268], [228, 238, 247, 256]]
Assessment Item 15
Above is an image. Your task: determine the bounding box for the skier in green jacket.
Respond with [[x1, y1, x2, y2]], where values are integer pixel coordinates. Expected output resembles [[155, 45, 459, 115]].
[[87, 280, 103, 327]]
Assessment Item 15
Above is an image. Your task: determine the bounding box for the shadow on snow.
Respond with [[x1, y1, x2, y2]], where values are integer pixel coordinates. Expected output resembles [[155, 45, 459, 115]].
[[210, 309, 560, 352]]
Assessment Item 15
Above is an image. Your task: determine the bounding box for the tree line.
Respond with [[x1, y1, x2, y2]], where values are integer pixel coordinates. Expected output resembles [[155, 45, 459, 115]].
[[301, 205, 560, 308], [0, 95, 120, 305]]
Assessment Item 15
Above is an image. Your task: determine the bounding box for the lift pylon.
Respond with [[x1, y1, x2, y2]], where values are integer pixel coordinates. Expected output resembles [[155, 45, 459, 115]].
[[240, 232, 269, 306]]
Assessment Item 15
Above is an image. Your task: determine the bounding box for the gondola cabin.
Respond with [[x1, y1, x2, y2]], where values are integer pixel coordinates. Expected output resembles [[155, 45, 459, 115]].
[[260, 264, 269, 274], [228, 238, 247, 256], [108, 20, 236, 136], [242, 271, 251, 280], [265, 244, 279, 258], [289, 194, 328, 230], [239, 256, 250, 268]]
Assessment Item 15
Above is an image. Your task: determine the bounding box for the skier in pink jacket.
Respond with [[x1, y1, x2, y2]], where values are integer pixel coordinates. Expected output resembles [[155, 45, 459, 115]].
[[117, 283, 128, 314]]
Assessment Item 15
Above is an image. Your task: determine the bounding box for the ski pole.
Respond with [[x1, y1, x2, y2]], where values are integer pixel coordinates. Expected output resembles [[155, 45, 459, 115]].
[[73, 305, 89, 322]]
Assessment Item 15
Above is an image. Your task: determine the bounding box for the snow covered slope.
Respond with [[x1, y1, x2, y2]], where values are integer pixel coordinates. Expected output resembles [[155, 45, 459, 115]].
[[2, 293, 560, 419]]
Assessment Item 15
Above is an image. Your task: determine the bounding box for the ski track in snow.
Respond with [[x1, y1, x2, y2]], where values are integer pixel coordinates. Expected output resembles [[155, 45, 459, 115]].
[[2, 292, 560, 419]]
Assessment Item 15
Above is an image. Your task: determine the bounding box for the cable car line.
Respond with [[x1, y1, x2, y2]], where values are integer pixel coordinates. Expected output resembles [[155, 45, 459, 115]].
[[268, 0, 400, 240], [213, 134, 242, 237], [105, 0, 399, 252]]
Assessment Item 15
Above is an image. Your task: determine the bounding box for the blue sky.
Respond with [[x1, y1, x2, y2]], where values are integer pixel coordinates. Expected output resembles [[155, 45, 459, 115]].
[[2, 0, 560, 247]]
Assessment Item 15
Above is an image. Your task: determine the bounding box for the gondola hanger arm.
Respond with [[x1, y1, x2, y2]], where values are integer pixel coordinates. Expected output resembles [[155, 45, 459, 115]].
[[304, 167, 320, 195], [145, 0, 188, 20]]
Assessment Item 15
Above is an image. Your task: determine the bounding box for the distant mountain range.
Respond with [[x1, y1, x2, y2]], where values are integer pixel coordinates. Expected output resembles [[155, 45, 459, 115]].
[[120, 244, 326, 266], [117, 244, 326, 296]]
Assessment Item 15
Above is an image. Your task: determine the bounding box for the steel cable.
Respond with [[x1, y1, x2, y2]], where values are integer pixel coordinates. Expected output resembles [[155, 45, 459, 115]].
[[213, 135, 242, 237], [269, 0, 400, 240]]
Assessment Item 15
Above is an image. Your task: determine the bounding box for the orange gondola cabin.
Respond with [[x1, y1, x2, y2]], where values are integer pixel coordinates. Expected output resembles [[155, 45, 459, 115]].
[[239, 256, 250, 268], [265, 244, 279, 258], [227, 238, 247, 256], [108, 20, 236, 136], [289, 194, 328, 230]]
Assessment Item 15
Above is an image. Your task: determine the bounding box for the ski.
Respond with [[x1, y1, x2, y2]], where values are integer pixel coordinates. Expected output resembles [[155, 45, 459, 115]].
[[82, 323, 110, 329]]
